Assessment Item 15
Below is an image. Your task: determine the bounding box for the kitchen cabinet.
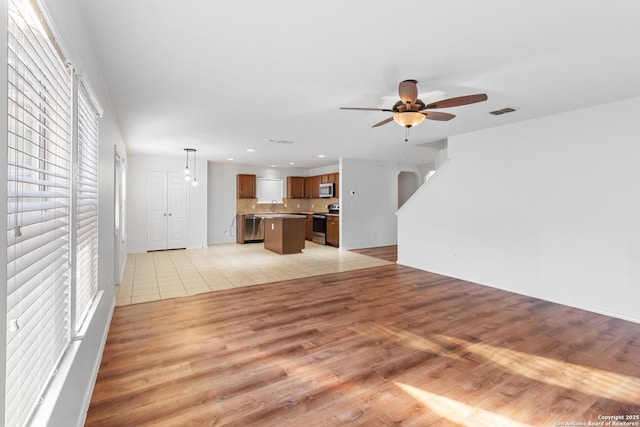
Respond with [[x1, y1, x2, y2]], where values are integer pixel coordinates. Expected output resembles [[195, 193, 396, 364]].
[[305, 214, 313, 241], [318, 173, 339, 197], [287, 176, 306, 199], [326, 214, 339, 247], [237, 174, 256, 199], [331, 173, 339, 198], [305, 175, 320, 198], [263, 216, 306, 254]]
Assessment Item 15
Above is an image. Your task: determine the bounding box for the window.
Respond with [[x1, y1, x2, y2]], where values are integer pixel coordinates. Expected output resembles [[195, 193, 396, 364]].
[[2, 0, 106, 424], [74, 82, 100, 331], [5, 0, 73, 424], [256, 177, 283, 204]]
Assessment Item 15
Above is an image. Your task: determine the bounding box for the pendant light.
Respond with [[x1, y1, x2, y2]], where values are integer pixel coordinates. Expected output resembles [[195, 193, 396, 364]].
[[191, 149, 198, 187], [184, 148, 192, 182], [183, 148, 197, 186]]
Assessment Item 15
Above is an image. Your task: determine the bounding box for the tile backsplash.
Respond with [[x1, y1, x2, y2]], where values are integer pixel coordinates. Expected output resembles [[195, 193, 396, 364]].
[[237, 197, 339, 214]]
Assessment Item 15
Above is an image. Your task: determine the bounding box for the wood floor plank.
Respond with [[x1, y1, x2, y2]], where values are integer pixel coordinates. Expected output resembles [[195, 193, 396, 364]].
[[87, 264, 640, 426], [350, 245, 397, 262]]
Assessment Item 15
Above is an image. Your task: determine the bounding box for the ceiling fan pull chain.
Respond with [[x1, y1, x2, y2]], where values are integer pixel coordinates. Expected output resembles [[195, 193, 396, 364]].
[[405, 127, 409, 142]]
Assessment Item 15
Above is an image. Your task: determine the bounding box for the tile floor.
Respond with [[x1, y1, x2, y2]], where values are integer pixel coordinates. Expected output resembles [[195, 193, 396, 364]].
[[116, 242, 393, 306]]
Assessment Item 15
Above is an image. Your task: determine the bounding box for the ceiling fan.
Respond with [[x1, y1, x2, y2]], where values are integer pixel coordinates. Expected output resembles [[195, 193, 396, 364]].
[[340, 79, 488, 130]]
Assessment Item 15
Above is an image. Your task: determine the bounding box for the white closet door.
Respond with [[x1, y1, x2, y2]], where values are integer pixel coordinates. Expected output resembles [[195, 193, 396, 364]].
[[146, 171, 188, 251], [166, 172, 188, 249], [147, 171, 169, 251]]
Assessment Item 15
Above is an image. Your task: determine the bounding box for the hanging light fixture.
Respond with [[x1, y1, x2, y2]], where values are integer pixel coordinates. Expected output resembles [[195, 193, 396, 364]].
[[184, 148, 192, 182], [183, 148, 197, 186], [191, 149, 198, 187]]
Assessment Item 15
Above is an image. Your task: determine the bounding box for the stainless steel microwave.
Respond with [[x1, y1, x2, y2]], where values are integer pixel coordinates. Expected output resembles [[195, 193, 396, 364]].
[[319, 182, 334, 198]]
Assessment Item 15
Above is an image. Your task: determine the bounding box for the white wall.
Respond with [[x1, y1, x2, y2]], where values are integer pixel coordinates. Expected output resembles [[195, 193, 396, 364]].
[[340, 159, 423, 250], [207, 162, 325, 244], [398, 96, 640, 323], [127, 154, 208, 253]]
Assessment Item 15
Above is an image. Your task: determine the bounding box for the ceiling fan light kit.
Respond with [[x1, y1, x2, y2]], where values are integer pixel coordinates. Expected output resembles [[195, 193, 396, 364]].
[[393, 111, 425, 128], [340, 79, 488, 134]]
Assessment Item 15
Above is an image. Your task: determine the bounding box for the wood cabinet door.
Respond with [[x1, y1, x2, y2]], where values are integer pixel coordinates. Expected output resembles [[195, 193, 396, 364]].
[[326, 216, 339, 247], [237, 174, 256, 198], [311, 176, 321, 198], [304, 176, 314, 198], [287, 176, 305, 199], [305, 214, 313, 241]]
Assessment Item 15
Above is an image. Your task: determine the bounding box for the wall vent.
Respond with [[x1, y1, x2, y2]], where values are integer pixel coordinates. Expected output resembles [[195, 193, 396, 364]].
[[489, 107, 516, 116]]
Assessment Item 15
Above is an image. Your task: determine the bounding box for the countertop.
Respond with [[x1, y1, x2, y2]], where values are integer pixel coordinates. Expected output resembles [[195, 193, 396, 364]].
[[237, 211, 339, 218], [254, 213, 306, 219]]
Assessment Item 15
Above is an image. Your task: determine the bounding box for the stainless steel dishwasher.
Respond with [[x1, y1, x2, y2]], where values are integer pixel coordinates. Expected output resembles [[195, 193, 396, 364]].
[[243, 214, 264, 242]]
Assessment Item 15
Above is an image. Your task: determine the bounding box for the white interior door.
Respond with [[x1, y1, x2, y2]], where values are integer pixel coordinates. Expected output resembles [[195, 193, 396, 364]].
[[146, 171, 189, 251], [166, 172, 187, 249], [147, 171, 169, 251]]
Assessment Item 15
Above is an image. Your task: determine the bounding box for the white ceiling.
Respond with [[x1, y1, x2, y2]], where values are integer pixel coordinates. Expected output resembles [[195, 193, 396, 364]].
[[79, 0, 640, 168]]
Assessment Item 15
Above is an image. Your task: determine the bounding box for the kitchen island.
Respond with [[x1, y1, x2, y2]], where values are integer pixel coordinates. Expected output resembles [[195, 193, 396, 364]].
[[260, 214, 306, 255]]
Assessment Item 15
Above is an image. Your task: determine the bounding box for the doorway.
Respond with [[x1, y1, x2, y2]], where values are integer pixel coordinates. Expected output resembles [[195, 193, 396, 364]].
[[397, 171, 420, 208]]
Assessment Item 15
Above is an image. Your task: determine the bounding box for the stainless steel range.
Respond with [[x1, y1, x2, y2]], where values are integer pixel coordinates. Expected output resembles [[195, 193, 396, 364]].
[[312, 204, 339, 245]]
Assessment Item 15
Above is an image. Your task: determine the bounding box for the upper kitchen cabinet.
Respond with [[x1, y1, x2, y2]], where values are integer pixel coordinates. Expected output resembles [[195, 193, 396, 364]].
[[332, 173, 339, 198], [286, 176, 306, 199], [321, 173, 339, 197], [237, 174, 256, 199], [305, 175, 321, 198]]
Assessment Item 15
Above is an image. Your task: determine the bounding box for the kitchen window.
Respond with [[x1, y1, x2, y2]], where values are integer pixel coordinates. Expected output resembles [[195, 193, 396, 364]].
[[256, 177, 283, 204]]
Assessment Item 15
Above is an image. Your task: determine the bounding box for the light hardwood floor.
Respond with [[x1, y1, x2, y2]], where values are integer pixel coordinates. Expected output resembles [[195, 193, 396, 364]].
[[88, 250, 640, 426]]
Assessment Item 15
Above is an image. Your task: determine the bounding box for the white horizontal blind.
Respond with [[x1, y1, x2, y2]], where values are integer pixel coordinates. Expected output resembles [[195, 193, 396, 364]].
[[75, 82, 99, 331], [6, 0, 73, 425]]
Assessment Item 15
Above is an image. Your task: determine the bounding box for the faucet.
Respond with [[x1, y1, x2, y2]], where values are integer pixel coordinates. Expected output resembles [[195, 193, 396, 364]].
[[270, 200, 277, 212]]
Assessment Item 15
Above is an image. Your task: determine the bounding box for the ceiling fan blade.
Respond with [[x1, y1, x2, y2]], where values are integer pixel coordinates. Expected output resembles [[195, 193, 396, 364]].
[[372, 117, 395, 128], [398, 79, 418, 105], [425, 93, 488, 109], [340, 107, 393, 112], [422, 111, 455, 121]]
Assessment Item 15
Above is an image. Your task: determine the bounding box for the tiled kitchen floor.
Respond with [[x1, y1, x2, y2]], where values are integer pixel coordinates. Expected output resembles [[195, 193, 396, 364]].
[[116, 242, 393, 306]]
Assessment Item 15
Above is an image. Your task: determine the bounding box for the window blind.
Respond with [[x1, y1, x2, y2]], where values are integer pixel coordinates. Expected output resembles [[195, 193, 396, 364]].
[[6, 0, 73, 425], [74, 82, 99, 331]]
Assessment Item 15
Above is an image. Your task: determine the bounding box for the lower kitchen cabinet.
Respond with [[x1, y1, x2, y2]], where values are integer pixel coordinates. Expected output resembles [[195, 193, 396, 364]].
[[326, 215, 339, 247], [305, 214, 313, 241], [264, 216, 306, 254]]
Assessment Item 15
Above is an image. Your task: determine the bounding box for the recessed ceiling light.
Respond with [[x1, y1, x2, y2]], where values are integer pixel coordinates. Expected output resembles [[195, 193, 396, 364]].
[[227, 158, 234, 161], [288, 162, 295, 165], [318, 154, 325, 158], [270, 164, 277, 168], [247, 148, 255, 152]]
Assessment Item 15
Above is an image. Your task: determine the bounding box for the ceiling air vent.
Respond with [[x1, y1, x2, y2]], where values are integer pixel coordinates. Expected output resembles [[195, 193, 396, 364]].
[[267, 139, 295, 145], [490, 107, 517, 116]]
